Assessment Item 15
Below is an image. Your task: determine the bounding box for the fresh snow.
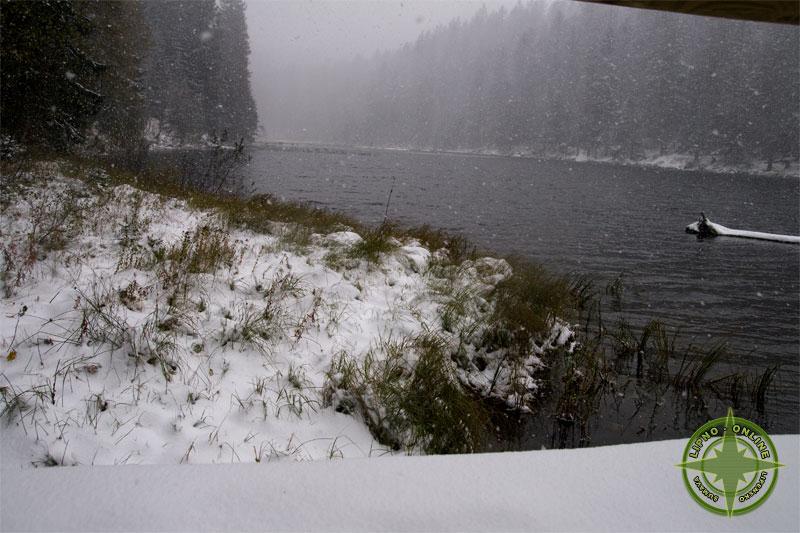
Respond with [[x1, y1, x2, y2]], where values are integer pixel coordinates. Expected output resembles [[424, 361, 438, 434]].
[[1, 170, 798, 532], [0, 171, 571, 468], [2, 435, 797, 531]]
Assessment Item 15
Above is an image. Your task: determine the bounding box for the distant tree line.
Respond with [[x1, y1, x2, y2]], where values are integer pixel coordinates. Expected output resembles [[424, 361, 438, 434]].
[[1, 0, 258, 157], [264, 1, 798, 168]]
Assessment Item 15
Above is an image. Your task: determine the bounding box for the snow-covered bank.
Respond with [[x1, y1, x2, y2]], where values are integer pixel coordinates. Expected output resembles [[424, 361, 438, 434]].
[[0, 168, 574, 467], [504, 148, 798, 178], [566, 150, 799, 178], [2, 435, 797, 531], [325, 141, 799, 178]]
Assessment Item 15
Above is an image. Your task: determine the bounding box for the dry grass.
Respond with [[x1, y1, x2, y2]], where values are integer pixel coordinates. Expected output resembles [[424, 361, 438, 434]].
[[483, 260, 580, 360], [347, 226, 397, 264], [1, 153, 782, 455], [324, 333, 488, 454]]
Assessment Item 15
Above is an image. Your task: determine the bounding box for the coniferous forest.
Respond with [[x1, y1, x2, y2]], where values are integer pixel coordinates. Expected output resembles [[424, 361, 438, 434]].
[[262, 2, 799, 168], [1, 0, 258, 157], [0, 4, 799, 529]]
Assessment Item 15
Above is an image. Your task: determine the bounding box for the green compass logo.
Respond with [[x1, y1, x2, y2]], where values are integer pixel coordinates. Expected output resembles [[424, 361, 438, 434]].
[[677, 408, 784, 517]]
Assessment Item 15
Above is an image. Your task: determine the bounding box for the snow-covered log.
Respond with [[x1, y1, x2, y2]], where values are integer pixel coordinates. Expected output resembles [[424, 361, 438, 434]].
[[685, 217, 800, 244]]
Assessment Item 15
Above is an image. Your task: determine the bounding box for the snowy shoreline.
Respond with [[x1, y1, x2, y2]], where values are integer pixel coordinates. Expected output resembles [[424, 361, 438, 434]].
[[0, 167, 573, 468], [256, 140, 800, 179], [387, 146, 800, 178], [2, 165, 798, 532]]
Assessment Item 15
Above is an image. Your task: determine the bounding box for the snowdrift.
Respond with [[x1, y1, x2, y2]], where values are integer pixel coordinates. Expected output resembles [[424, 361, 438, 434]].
[[2, 435, 797, 531]]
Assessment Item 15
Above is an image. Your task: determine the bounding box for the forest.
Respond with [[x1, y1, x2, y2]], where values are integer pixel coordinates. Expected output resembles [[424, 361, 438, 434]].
[[4, 1, 797, 170], [262, 1, 799, 168], [1, 4, 798, 529], [0, 0, 258, 160]]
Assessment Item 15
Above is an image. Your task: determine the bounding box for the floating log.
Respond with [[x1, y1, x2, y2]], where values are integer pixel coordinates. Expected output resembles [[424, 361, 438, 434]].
[[685, 215, 800, 244]]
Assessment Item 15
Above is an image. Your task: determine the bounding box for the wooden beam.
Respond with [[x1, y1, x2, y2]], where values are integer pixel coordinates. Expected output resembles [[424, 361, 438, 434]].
[[576, 1, 799, 25]]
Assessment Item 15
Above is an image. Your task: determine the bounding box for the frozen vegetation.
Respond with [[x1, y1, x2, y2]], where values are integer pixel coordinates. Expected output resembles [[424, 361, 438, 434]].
[[0, 162, 578, 467], [1, 1, 797, 529]]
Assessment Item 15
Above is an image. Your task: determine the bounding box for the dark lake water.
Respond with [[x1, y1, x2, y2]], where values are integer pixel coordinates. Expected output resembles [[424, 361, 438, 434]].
[[243, 144, 800, 442]]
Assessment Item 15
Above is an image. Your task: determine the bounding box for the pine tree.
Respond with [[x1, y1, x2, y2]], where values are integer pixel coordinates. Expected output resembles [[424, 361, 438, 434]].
[[1, 0, 104, 147], [140, 0, 215, 142], [140, 0, 257, 143], [77, 0, 149, 155], [211, 0, 258, 141]]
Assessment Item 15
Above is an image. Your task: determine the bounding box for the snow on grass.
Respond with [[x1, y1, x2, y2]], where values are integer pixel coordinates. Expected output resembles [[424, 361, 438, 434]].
[[0, 168, 575, 467]]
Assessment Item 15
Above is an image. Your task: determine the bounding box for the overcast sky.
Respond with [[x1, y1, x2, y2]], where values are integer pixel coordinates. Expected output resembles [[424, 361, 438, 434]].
[[244, 0, 519, 128]]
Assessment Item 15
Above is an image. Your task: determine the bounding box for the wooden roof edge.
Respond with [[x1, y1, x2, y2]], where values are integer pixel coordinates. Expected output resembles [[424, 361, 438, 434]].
[[574, 1, 800, 25]]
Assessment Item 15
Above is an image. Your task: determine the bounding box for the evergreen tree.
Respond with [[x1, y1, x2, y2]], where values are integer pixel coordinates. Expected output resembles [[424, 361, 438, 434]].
[[212, 0, 258, 141], [140, 0, 257, 143], [77, 0, 149, 155], [140, 0, 215, 142], [1, 0, 106, 147]]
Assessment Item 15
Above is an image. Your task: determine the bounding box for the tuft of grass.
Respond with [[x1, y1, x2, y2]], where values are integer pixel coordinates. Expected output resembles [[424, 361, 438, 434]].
[[275, 364, 319, 418], [168, 225, 237, 275], [0, 382, 32, 425], [219, 300, 286, 356], [118, 190, 147, 248], [322, 246, 353, 271], [276, 224, 312, 253], [483, 260, 578, 361], [400, 334, 489, 454], [323, 334, 488, 454], [547, 360, 608, 446], [752, 364, 779, 414], [672, 342, 726, 391], [1, 180, 90, 296], [118, 279, 149, 311], [72, 280, 182, 381], [129, 224, 239, 310], [439, 285, 476, 334], [400, 225, 477, 266], [75, 282, 131, 350], [347, 226, 396, 264]]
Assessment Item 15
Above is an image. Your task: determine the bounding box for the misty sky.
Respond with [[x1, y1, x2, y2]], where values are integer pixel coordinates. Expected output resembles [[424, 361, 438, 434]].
[[244, 0, 517, 129]]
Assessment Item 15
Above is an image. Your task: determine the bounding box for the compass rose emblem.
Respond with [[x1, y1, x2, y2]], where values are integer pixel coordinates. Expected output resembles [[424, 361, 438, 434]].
[[677, 408, 784, 516]]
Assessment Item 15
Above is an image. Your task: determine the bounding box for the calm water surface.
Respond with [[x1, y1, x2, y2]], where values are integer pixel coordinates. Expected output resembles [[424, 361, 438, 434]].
[[244, 144, 800, 440]]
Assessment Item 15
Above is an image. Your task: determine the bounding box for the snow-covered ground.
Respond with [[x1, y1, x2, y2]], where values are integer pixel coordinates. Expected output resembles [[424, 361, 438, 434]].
[[2, 167, 798, 532], [0, 168, 571, 468], [2, 435, 797, 531]]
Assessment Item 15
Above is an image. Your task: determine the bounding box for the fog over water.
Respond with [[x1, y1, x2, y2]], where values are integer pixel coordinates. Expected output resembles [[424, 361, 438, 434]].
[[244, 0, 517, 136], [237, 1, 799, 441], [242, 0, 798, 166]]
